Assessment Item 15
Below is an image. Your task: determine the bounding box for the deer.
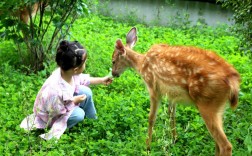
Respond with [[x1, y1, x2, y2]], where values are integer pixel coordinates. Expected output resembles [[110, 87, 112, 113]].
[[111, 27, 240, 156], [16, 3, 39, 24], [0, 2, 47, 24]]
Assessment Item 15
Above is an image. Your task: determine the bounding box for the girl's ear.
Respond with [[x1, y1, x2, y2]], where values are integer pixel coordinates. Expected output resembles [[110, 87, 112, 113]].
[[115, 39, 126, 55], [73, 67, 79, 74]]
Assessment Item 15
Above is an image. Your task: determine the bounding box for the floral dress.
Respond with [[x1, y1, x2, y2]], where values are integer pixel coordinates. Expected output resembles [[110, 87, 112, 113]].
[[20, 68, 90, 140]]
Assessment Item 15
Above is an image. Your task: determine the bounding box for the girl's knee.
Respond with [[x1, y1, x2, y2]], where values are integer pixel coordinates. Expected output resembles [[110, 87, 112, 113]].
[[67, 108, 85, 128], [76, 110, 85, 122], [72, 108, 85, 122], [78, 85, 92, 97]]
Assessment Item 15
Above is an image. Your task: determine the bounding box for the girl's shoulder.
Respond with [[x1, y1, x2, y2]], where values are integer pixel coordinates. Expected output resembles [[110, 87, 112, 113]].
[[73, 73, 90, 86], [38, 83, 61, 99]]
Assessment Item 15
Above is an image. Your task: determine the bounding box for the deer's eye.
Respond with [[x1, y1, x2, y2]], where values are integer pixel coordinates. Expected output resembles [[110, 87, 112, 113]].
[[112, 61, 115, 65]]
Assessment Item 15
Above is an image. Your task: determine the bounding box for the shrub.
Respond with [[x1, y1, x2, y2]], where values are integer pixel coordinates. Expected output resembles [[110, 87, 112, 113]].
[[0, 0, 92, 72], [218, 0, 252, 58]]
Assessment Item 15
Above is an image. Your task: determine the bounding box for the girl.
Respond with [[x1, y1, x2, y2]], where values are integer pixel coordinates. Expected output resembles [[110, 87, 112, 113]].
[[20, 40, 113, 140]]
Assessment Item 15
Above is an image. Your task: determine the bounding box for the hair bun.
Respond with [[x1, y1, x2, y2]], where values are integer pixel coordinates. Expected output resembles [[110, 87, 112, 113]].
[[59, 40, 69, 52]]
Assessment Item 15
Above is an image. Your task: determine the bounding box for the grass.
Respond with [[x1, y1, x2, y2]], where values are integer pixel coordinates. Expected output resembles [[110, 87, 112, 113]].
[[0, 14, 251, 155]]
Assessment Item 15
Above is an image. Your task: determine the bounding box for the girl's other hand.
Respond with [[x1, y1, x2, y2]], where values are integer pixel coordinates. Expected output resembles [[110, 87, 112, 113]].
[[73, 94, 86, 104]]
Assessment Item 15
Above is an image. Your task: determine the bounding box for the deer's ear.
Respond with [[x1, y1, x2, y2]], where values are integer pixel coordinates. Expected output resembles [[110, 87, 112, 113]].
[[126, 27, 137, 48], [115, 39, 126, 55]]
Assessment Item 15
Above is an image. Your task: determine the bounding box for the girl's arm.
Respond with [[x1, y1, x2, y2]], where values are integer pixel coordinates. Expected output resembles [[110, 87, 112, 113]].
[[89, 76, 113, 85]]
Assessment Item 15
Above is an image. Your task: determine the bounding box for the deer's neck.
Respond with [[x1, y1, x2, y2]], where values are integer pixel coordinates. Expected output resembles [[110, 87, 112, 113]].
[[125, 47, 145, 73]]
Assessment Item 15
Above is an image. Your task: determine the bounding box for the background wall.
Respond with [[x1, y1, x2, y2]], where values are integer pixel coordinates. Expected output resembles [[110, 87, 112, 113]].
[[98, 0, 233, 26]]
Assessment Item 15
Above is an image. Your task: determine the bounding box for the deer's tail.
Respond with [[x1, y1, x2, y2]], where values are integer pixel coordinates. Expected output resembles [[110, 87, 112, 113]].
[[227, 73, 240, 110]]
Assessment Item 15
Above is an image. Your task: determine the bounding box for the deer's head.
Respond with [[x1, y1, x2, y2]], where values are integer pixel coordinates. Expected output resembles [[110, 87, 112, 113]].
[[112, 27, 138, 77]]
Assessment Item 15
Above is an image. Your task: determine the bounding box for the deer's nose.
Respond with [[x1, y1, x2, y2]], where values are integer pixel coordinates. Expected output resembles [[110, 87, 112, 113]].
[[112, 71, 120, 77]]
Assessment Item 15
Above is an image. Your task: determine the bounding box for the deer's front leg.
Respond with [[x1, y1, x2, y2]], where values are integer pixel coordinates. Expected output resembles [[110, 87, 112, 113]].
[[146, 88, 160, 151]]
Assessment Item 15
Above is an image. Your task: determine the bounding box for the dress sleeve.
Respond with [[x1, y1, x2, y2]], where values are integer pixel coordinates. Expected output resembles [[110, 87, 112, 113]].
[[34, 86, 76, 140], [46, 94, 67, 117], [79, 74, 90, 86], [34, 87, 67, 123], [38, 97, 74, 140]]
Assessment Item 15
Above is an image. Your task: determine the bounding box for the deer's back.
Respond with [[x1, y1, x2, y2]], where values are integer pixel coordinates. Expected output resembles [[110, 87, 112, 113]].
[[141, 44, 240, 104]]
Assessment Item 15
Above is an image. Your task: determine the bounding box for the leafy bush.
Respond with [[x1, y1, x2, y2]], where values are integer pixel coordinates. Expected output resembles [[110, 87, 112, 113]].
[[0, 14, 251, 155], [218, 0, 252, 58], [0, 0, 92, 72]]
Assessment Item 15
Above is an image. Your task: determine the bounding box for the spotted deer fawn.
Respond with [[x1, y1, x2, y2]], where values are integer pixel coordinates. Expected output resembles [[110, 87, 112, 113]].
[[1, 2, 45, 24], [111, 27, 240, 156], [19, 3, 40, 24]]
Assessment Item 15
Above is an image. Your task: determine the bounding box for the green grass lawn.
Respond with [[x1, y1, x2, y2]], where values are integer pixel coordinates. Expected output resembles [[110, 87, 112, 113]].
[[0, 14, 251, 156]]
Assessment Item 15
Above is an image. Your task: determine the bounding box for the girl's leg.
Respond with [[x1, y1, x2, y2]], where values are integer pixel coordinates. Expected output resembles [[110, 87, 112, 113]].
[[67, 85, 97, 128], [67, 107, 85, 128], [78, 85, 97, 119]]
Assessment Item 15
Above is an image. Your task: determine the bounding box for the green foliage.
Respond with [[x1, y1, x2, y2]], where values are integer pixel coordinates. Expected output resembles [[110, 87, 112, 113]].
[[0, 0, 92, 72], [0, 14, 252, 155], [218, 0, 252, 58]]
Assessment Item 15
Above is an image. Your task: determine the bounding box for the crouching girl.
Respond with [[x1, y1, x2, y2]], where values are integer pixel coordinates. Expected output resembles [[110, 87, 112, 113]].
[[20, 40, 113, 140]]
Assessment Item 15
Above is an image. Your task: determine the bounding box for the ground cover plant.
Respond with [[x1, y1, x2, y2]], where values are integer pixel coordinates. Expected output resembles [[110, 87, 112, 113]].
[[0, 14, 252, 155], [0, 0, 92, 72]]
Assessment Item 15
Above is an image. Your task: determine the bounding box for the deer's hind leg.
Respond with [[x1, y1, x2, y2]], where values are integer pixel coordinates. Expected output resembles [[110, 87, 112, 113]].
[[197, 102, 232, 156], [168, 102, 177, 143]]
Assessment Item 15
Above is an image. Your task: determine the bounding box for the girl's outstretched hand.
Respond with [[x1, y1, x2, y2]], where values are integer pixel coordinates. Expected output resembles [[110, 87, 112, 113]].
[[72, 94, 87, 104], [102, 76, 113, 85]]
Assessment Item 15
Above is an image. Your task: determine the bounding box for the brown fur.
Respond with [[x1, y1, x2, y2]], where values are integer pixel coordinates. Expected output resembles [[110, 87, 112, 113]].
[[19, 3, 40, 24], [112, 27, 240, 156], [0, 2, 45, 24]]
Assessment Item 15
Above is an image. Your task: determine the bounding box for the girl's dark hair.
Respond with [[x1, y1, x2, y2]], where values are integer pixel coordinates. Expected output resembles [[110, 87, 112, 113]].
[[56, 40, 87, 71]]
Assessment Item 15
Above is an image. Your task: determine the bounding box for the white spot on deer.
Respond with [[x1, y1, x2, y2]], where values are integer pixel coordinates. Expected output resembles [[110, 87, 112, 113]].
[[174, 53, 179, 57], [160, 61, 165, 66], [193, 67, 203, 74], [187, 69, 192, 75], [181, 78, 187, 84], [199, 76, 204, 82], [194, 86, 200, 91], [162, 77, 169, 82], [170, 70, 176, 75], [145, 76, 150, 81], [208, 74, 216, 79], [157, 68, 162, 73], [144, 73, 148, 78], [162, 67, 167, 72], [147, 67, 151, 72], [150, 53, 156, 56], [187, 55, 192, 60], [209, 62, 216, 66], [194, 81, 198, 85], [152, 64, 157, 69]]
